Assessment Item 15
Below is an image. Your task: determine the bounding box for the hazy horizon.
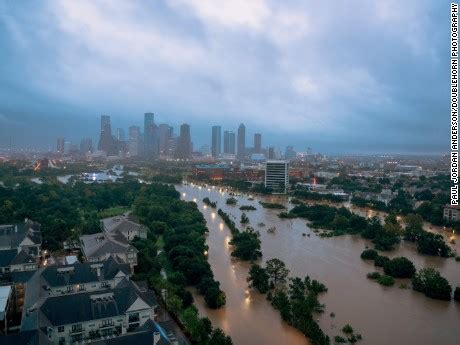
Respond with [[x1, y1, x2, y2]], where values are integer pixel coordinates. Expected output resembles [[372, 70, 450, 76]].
[[0, 1, 449, 154]]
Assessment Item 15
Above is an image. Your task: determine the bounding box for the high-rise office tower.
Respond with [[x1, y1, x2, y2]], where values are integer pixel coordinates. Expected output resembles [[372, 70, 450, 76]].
[[223, 131, 236, 154], [176, 123, 191, 159], [254, 133, 262, 154], [237, 123, 246, 160], [211, 126, 221, 158], [144, 112, 158, 159], [268, 146, 275, 159], [128, 126, 141, 157], [158, 124, 173, 155], [80, 138, 93, 154], [57, 137, 65, 154], [98, 115, 115, 155], [116, 128, 125, 141], [285, 146, 296, 160], [265, 160, 289, 194]]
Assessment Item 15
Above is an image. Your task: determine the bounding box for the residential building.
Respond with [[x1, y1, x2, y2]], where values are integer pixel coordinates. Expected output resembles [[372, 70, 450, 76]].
[[444, 205, 460, 222], [56, 138, 65, 155], [0, 250, 37, 276], [211, 126, 221, 158], [265, 160, 289, 194], [0, 220, 42, 257], [79, 233, 138, 268], [100, 215, 147, 241]]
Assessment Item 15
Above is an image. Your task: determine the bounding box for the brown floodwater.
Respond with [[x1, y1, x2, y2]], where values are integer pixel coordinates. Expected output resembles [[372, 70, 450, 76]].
[[177, 184, 460, 345]]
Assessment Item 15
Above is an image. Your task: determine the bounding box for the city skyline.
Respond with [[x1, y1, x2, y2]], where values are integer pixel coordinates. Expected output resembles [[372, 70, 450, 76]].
[[0, 1, 449, 154]]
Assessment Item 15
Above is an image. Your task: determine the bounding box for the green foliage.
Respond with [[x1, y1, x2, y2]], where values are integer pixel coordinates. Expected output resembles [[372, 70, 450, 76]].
[[226, 197, 238, 205], [278, 212, 297, 219], [334, 335, 347, 343], [259, 201, 286, 209], [366, 272, 381, 280], [229, 227, 262, 261], [240, 212, 250, 224], [203, 197, 217, 208], [412, 268, 452, 300], [247, 264, 270, 293], [377, 275, 395, 286], [266, 258, 290, 286], [360, 249, 378, 260], [454, 287, 460, 302], [383, 257, 416, 278], [150, 173, 183, 184], [374, 255, 390, 267], [239, 205, 257, 211], [292, 190, 343, 203], [217, 209, 239, 235], [342, 324, 354, 334]]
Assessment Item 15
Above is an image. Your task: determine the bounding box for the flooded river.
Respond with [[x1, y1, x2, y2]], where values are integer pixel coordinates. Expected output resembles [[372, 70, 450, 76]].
[[177, 183, 460, 345]]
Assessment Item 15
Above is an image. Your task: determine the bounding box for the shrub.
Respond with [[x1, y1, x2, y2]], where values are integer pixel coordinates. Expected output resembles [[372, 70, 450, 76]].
[[455, 256, 460, 262], [412, 267, 452, 300], [374, 255, 390, 267], [334, 335, 347, 343], [239, 205, 257, 211], [226, 197, 237, 205], [383, 257, 416, 278], [455, 287, 460, 302], [342, 324, 353, 334], [366, 272, 381, 280], [360, 249, 378, 260], [377, 275, 395, 286]]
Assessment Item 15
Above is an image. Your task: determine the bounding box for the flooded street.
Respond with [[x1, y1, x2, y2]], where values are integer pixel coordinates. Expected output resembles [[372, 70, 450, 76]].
[[178, 183, 460, 345]]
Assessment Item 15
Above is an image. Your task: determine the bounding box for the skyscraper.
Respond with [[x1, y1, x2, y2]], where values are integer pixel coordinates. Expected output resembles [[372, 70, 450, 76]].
[[144, 112, 157, 159], [268, 146, 275, 159], [116, 128, 125, 141], [98, 115, 115, 155], [176, 123, 191, 159], [211, 126, 221, 158], [254, 133, 262, 154], [57, 137, 65, 154], [237, 123, 246, 160], [285, 146, 296, 160], [223, 131, 236, 154], [158, 124, 173, 156], [128, 126, 141, 157], [80, 138, 93, 154]]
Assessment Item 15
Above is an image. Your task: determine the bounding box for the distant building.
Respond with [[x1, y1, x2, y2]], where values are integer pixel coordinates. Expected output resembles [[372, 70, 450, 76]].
[[265, 160, 289, 194], [128, 126, 141, 157], [285, 146, 296, 160], [237, 123, 246, 160], [158, 124, 173, 156], [116, 128, 125, 141], [0, 249, 37, 276], [56, 137, 65, 154], [444, 205, 460, 222], [144, 112, 158, 160], [98, 115, 116, 155], [80, 138, 93, 154], [211, 126, 222, 158], [268, 146, 275, 159], [254, 133, 262, 154], [176, 124, 191, 159], [223, 131, 236, 154]]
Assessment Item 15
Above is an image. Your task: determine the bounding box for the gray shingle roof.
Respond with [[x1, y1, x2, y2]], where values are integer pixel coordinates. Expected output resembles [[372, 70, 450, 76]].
[[0, 249, 17, 267], [80, 233, 137, 259], [0, 220, 41, 250]]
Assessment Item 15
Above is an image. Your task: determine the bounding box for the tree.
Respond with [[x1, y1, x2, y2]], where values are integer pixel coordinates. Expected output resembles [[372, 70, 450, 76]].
[[266, 258, 290, 287], [342, 324, 354, 334], [374, 255, 390, 267], [205, 286, 227, 309], [360, 249, 378, 260], [247, 264, 270, 293], [271, 290, 291, 321], [412, 267, 452, 300], [383, 257, 416, 278], [454, 287, 460, 302], [240, 212, 249, 224], [210, 328, 233, 345]]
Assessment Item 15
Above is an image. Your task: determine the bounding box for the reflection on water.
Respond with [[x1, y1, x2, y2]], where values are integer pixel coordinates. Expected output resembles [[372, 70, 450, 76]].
[[180, 184, 460, 345]]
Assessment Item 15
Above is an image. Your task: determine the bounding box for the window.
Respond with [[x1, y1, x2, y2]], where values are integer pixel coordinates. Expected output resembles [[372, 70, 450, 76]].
[[101, 319, 114, 327], [128, 313, 139, 323], [100, 281, 109, 288], [71, 324, 83, 333], [58, 326, 64, 333]]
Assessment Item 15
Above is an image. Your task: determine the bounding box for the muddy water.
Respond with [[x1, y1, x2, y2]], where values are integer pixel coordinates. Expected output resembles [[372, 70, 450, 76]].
[[178, 184, 460, 345]]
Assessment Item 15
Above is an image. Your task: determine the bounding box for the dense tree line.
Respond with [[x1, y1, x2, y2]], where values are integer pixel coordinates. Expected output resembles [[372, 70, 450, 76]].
[[291, 190, 344, 203], [203, 197, 217, 208], [259, 201, 286, 209]]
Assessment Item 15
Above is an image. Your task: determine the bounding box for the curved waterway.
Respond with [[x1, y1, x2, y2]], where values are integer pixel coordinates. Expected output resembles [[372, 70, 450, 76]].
[[177, 183, 460, 345]]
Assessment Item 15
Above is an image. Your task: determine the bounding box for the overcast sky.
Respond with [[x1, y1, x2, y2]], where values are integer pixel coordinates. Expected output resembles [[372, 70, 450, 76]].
[[0, 0, 450, 154]]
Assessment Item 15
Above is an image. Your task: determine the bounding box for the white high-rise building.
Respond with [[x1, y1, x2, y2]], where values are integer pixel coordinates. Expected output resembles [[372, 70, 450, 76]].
[[265, 160, 289, 194]]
